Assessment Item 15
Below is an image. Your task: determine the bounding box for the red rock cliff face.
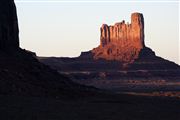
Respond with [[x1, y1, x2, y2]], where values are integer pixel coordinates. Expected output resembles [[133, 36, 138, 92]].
[[92, 12, 145, 63]]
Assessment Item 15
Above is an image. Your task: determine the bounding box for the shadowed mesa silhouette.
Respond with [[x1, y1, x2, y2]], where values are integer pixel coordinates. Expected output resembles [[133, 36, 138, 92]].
[[0, 0, 97, 98]]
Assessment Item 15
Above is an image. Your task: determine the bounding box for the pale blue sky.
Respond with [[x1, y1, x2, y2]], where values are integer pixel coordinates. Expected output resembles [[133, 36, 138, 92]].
[[15, 1, 179, 64]]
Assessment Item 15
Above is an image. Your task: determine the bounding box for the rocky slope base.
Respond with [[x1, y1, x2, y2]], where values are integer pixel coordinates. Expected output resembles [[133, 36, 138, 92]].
[[0, 50, 98, 97]]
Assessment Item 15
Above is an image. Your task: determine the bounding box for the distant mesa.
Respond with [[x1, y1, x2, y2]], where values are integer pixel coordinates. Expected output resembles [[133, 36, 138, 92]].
[[91, 12, 148, 63], [38, 12, 180, 92]]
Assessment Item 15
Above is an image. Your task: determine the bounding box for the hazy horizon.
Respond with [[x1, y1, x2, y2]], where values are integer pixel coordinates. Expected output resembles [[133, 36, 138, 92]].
[[15, 1, 179, 64]]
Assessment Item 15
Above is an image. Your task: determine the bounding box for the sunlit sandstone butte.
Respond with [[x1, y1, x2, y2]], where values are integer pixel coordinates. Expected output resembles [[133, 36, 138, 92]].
[[92, 12, 145, 62]]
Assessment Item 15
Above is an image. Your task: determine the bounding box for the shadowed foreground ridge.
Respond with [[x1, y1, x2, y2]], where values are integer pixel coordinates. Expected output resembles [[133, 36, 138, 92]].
[[0, 0, 96, 98]]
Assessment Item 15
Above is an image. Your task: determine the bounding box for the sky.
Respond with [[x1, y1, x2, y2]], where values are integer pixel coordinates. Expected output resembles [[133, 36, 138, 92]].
[[15, 0, 179, 64]]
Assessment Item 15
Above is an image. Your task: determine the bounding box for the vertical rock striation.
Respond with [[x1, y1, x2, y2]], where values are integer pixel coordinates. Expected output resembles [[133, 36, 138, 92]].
[[92, 12, 145, 63], [0, 0, 19, 50]]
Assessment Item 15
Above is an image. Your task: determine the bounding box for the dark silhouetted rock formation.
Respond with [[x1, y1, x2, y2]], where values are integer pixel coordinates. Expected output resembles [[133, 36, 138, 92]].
[[0, 0, 96, 98], [0, 0, 19, 50], [92, 13, 145, 62]]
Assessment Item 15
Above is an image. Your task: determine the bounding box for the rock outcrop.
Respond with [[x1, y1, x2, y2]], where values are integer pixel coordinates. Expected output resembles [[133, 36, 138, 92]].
[[0, 0, 97, 98], [92, 13, 145, 63], [0, 0, 19, 50]]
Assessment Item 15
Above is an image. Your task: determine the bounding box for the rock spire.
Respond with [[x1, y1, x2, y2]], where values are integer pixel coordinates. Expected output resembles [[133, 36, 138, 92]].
[[0, 0, 19, 50]]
